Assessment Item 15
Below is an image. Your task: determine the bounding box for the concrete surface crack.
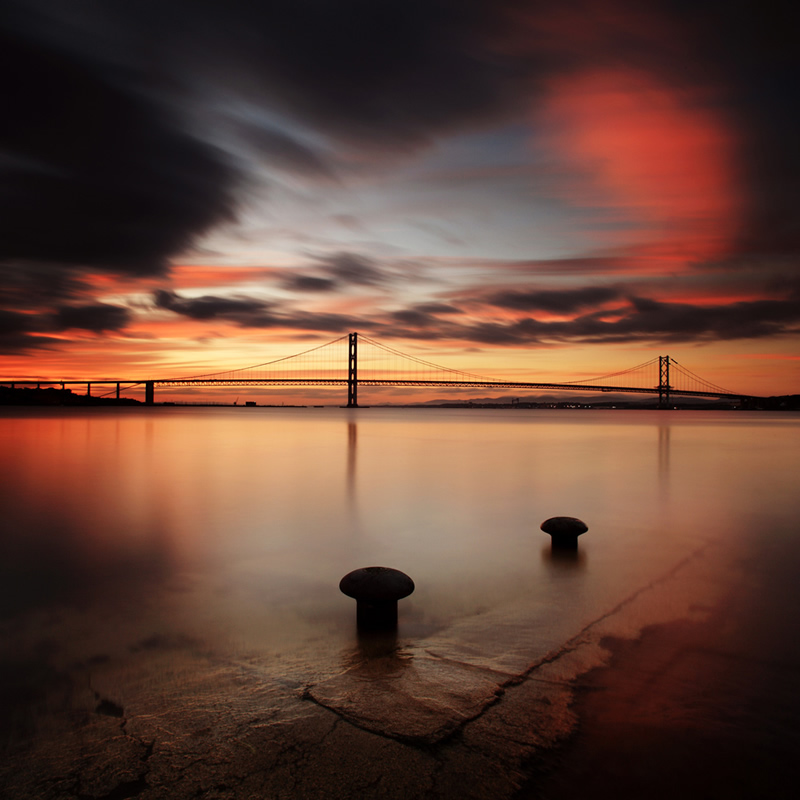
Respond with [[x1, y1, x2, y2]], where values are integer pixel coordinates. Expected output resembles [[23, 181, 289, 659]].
[[430, 544, 713, 742], [511, 543, 713, 685], [420, 651, 516, 681]]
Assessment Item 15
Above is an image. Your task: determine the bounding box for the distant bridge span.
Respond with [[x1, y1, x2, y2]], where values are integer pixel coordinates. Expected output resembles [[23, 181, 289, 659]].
[[3, 332, 756, 407], [155, 377, 746, 402]]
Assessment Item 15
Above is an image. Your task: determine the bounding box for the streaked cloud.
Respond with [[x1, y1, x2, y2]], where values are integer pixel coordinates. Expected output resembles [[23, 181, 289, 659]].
[[485, 287, 622, 314], [55, 304, 131, 332], [281, 275, 338, 293], [0, 0, 798, 394], [153, 290, 277, 326]]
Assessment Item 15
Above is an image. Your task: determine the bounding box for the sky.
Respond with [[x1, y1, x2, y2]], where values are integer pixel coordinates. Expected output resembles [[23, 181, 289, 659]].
[[1, 0, 798, 404]]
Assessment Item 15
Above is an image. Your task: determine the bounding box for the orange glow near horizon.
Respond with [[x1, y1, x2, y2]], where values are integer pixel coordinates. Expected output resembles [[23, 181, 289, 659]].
[[2, 5, 797, 404], [2, 262, 796, 399], [167, 265, 284, 290], [3, 329, 796, 403]]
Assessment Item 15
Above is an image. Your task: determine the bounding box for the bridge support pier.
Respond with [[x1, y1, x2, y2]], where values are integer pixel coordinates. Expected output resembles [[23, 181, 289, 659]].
[[347, 332, 358, 408], [145, 381, 155, 405]]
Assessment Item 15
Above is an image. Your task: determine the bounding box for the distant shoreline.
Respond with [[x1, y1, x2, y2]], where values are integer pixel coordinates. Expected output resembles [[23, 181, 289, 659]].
[[2, 385, 798, 410]]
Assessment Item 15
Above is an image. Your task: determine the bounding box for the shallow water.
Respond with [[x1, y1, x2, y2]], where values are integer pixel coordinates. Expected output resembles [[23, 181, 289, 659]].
[[1, 407, 799, 725]]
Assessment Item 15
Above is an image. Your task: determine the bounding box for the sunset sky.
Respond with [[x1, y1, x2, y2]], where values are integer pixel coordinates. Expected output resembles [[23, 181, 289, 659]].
[[1, 0, 798, 403]]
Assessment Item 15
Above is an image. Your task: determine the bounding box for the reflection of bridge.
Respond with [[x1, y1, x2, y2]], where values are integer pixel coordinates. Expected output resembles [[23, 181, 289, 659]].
[[5, 332, 754, 407]]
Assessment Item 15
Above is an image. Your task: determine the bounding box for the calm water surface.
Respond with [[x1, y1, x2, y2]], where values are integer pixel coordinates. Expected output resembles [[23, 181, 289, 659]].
[[2, 407, 799, 684]]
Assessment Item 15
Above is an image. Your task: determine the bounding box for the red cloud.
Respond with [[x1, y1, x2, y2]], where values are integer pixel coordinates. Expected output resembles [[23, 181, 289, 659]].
[[539, 68, 742, 265]]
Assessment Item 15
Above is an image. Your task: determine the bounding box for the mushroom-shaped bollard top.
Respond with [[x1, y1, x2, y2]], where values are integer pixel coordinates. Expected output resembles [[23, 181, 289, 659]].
[[339, 567, 414, 630], [541, 516, 588, 548], [339, 566, 415, 602]]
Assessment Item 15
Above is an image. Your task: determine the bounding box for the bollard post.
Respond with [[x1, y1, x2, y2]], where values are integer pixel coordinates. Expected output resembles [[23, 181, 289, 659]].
[[340, 567, 414, 630], [541, 516, 588, 550]]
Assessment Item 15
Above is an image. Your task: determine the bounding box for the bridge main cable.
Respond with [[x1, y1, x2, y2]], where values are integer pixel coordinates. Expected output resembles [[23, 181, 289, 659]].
[[132, 332, 750, 404]]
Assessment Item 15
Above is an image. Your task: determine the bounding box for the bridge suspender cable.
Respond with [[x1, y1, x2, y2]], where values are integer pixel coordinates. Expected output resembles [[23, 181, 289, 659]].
[[7, 332, 746, 404]]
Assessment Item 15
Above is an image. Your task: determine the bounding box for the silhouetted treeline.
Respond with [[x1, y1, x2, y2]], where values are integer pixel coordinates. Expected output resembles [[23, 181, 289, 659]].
[[742, 395, 800, 410], [0, 386, 141, 406]]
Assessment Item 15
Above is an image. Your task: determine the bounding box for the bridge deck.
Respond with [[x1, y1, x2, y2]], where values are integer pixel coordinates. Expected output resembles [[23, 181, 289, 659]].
[[2, 378, 749, 400]]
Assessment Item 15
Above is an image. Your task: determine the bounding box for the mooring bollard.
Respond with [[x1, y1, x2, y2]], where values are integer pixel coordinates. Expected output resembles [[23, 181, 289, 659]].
[[339, 566, 415, 630], [541, 516, 588, 550]]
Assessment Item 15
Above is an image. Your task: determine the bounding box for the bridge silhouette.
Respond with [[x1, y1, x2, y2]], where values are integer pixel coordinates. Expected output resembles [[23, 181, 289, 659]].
[[4, 332, 754, 407]]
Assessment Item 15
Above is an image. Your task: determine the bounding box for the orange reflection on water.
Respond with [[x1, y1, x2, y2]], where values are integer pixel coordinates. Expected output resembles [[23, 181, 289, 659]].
[[1, 408, 799, 667]]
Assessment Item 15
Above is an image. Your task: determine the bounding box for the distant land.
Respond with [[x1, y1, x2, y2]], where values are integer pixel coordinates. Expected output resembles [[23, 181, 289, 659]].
[[0, 385, 141, 406], [401, 397, 800, 410], [2, 385, 799, 410]]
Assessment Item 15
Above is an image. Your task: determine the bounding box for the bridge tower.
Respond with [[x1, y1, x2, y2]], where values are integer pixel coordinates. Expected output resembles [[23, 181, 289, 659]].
[[658, 356, 671, 408], [347, 332, 358, 408]]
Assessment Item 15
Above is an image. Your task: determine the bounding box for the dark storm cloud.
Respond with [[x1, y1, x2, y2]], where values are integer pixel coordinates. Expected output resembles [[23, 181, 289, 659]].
[[486, 287, 622, 313], [0, 263, 91, 307], [0, 310, 37, 340], [0, 329, 63, 355], [54, 304, 131, 333], [0, 0, 528, 303], [152, 276, 800, 345], [153, 289, 360, 333], [0, 261, 134, 351], [671, 0, 800, 259], [184, 1, 793, 265], [0, 334, 49, 355], [154, 290, 276, 325], [2, 0, 799, 362], [0, 302, 130, 354], [3, 0, 796, 281], [0, 19, 238, 279], [608, 296, 800, 343], [598, 0, 800, 265], [390, 303, 464, 327], [281, 311, 362, 333], [417, 303, 462, 315], [390, 310, 441, 328], [281, 275, 338, 293], [376, 293, 800, 346], [468, 296, 800, 346], [168, 0, 527, 149]]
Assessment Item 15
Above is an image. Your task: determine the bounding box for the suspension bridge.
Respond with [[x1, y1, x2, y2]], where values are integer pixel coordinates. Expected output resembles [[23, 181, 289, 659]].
[[3, 332, 756, 407]]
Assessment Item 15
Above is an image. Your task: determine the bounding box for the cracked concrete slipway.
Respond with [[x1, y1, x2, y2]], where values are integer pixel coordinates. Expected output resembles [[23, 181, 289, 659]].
[[1, 536, 742, 800]]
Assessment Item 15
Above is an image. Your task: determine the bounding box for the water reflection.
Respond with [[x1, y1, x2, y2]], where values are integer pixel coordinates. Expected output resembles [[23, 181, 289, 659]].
[[0, 469, 176, 619], [355, 629, 399, 660], [347, 419, 357, 506], [658, 422, 671, 499], [541, 544, 588, 572], [341, 633, 410, 677], [1, 408, 799, 671]]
